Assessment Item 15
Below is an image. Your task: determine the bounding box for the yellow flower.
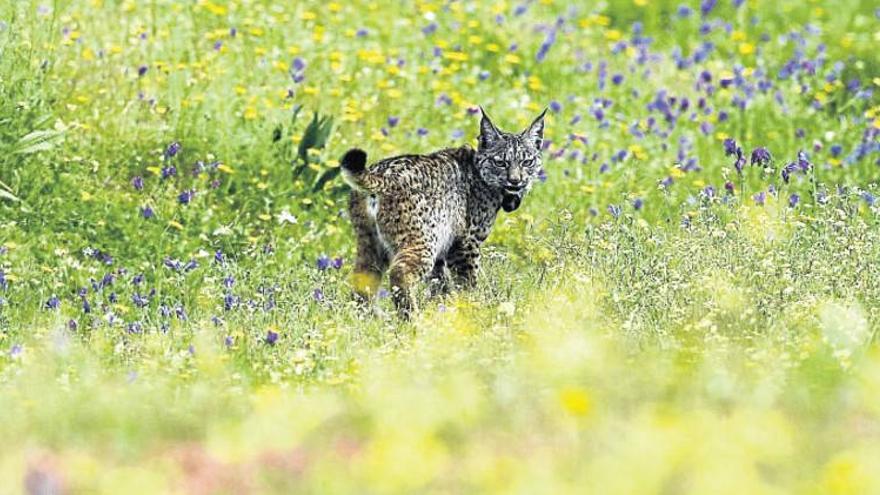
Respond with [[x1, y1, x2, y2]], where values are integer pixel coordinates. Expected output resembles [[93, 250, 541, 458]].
[[739, 43, 755, 55], [559, 387, 592, 417]]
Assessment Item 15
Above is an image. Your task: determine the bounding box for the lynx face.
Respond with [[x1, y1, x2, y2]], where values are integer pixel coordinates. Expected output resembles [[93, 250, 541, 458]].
[[476, 108, 546, 212]]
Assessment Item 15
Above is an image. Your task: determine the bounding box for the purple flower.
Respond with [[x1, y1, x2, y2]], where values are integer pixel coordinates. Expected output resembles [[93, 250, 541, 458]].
[[265, 330, 279, 345], [702, 185, 716, 199], [862, 192, 876, 207], [753, 191, 766, 205], [164, 141, 181, 159], [317, 254, 330, 270], [214, 250, 224, 264], [632, 198, 644, 210], [45, 296, 60, 310], [797, 150, 812, 171], [137, 65, 148, 77], [132, 293, 149, 308], [213, 40, 222, 51], [750, 147, 772, 166], [9, 344, 22, 358], [291, 57, 306, 72], [830, 144, 842, 157], [611, 74, 624, 85], [702, 1, 720, 17], [723, 138, 738, 156], [789, 194, 800, 208], [223, 276, 235, 288], [164, 257, 183, 271], [387, 116, 399, 128], [141, 205, 154, 219], [224, 335, 234, 347], [677, 5, 693, 17], [82, 297, 91, 313], [422, 22, 438, 35], [313, 288, 324, 302], [132, 274, 144, 285], [178, 189, 195, 205], [160, 165, 176, 179], [607, 204, 622, 218], [356, 28, 369, 37], [417, 128, 429, 136], [549, 100, 562, 113], [183, 259, 198, 271], [223, 293, 237, 311], [724, 181, 735, 194], [332, 257, 344, 270], [131, 176, 144, 191]]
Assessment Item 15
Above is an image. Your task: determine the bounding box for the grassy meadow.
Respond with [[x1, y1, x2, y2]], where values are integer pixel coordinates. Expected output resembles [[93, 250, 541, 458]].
[[1, 0, 880, 492]]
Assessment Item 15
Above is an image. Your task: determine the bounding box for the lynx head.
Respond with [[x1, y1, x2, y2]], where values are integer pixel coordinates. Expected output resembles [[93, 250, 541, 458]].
[[476, 107, 546, 212]]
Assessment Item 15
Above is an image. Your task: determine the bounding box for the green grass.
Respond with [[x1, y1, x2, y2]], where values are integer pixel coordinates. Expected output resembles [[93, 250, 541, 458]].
[[1, 0, 880, 493]]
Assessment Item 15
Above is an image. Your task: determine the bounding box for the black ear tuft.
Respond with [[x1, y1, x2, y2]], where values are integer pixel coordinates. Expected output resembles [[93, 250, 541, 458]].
[[479, 106, 502, 149], [340, 148, 367, 173]]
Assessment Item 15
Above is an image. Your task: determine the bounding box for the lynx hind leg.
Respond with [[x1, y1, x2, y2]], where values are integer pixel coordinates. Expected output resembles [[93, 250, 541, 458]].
[[349, 193, 388, 303], [428, 258, 452, 297], [388, 245, 435, 319]]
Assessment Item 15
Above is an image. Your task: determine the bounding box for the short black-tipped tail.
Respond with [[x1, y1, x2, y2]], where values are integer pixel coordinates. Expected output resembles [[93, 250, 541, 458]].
[[340, 148, 367, 174]]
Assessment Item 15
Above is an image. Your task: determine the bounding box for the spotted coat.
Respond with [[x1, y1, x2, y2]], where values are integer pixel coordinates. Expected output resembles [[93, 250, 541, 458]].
[[342, 108, 546, 317]]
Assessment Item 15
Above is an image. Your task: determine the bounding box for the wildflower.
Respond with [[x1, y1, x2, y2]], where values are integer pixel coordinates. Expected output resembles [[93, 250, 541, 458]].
[[183, 259, 198, 272], [164, 141, 181, 159], [213, 40, 222, 51], [161, 165, 177, 179], [317, 254, 330, 270], [723, 138, 738, 156], [141, 205, 155, 219], [164, 258, 183, 271], [132, 293, 149, 308], [797, 150, 812, 171], [127, 322, 142, 334], [789, 194, 800, 207], [750, 147, 772, 166], [46, 296, 60, 310], [131, 176, 144, 190], [417, 128, 429, 136], [753, 191, 766, 205], [632, 198, 644, 210], [862, 192, 876, 206], [132, 274, 144, 285], [223, 276, 235, 288], [224, 335, 233, 347], [9, 344, 22, 358], [178, 189, 195, 205], [611, 74, 624, 85], [68, 319, 77, 331], [138, 65, 148, 77], [830, 144, 843, 157], [607, 204, 622, 218], [313, 288, 324, 302], [387, 116, 399, 128], [223, 293, 237, 311], [332, 257, 344, 270], [549, 101, 562, 113], [702, 185, 716, 198], [265, 330, 279, 345], [82, 298, 91, 313], [677, 5, 693, 17]]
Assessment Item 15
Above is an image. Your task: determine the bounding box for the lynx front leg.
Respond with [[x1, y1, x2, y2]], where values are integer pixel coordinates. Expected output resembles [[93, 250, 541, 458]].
[[388, 246, 434, 319], [447, 238, 482, 289]]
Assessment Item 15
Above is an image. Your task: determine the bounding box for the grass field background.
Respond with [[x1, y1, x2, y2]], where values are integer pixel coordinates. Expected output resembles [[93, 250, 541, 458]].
[[1, 0, 879, 493]]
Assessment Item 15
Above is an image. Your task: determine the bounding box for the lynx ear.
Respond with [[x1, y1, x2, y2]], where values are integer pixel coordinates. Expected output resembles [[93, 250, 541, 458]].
[[479, 106, 502, 149], [523, 108, 547, 150]]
